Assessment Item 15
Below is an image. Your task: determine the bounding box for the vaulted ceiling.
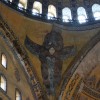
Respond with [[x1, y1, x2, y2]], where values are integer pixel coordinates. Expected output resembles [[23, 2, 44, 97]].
[[0, 0, 100, 100]]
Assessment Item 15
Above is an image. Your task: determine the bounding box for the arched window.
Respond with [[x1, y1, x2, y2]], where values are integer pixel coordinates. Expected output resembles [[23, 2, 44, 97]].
[[16, 89, 22, 100], [0, 75, 6, 91], [92, 4, 100, 20], [18, 0, 27, 10], [32, 1, 42, 15], [62, 7, 72, 22], [1, 54, 7, 68], [77, 7, 87, 23], [48, 5, 57, 19]]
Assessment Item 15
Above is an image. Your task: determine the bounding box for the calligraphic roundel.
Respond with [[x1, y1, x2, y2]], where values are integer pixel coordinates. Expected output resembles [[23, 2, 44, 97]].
[[25, 28, 76, 95]]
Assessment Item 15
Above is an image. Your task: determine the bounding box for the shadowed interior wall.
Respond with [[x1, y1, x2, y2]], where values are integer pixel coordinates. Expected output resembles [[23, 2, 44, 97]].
[[0, 31, 34, 100]]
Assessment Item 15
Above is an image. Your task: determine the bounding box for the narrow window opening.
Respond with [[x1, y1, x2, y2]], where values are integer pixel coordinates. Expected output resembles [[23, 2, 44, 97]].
[[1, 54, 7, 68], [0, 75, 6, 91]]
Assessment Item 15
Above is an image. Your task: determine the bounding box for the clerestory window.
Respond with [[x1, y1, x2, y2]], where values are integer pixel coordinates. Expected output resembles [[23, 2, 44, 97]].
[[18, 0, 27, 10], [92, 4, 100, 20], [77, 7, 87, 24], [32, 1, 42, 15], [0, 75, 6, 92], [48, 5, 57, 19], [62, 7, 72, 22]]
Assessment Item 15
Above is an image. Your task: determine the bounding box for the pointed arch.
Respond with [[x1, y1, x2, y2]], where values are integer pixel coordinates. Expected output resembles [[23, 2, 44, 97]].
[[92, 4, 100, 20], [32, 1, 42, 15], [77, 7, 87, 23], [62, 7, 72, 22], [48, 5, 57, 19]]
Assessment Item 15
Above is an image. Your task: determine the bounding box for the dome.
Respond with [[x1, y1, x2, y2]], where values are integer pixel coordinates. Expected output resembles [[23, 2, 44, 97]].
[[2, 0, 100, 25], [0, 0, 100, 100]]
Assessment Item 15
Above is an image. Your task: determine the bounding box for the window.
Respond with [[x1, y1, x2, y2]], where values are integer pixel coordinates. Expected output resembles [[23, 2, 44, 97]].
[[0, 75, 6, 91], [32, 1, 42, 15], [18, 0, 27, 10], [77, 7, 87, 23], [32, 9, 39, 15], [62, 7, 72, 22], [92, 4, 100, 20], [4, 0, 12, 3], [1, 54, 7, 68], [48, 5, 57, 19], [18, 3, 24, 9], [16, 89, 22, 100]]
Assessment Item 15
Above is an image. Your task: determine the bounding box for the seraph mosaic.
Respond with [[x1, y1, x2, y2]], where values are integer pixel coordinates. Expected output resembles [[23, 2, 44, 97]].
[[25, 28, 76, 95]]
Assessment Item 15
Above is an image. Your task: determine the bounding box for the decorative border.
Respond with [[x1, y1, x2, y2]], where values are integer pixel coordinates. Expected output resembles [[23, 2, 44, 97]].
[[61, 73, 82, 99], [71, 79, 83, 99], [83, 85, 100, 99]]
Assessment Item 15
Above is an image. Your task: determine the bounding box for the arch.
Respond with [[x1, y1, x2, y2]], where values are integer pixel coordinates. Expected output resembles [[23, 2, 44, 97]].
[[62, 7, 72, 22], [60, 31, 100, 99], [92, 4, 100, 20], [1, 53, 7, 68], [48, 5, 57, 19], [18, 0, 27, 9], [15, 89, 22, 100], [77, 7, 87, 23], [32, 1, 42, 15], [0, 75, 7, 91]]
